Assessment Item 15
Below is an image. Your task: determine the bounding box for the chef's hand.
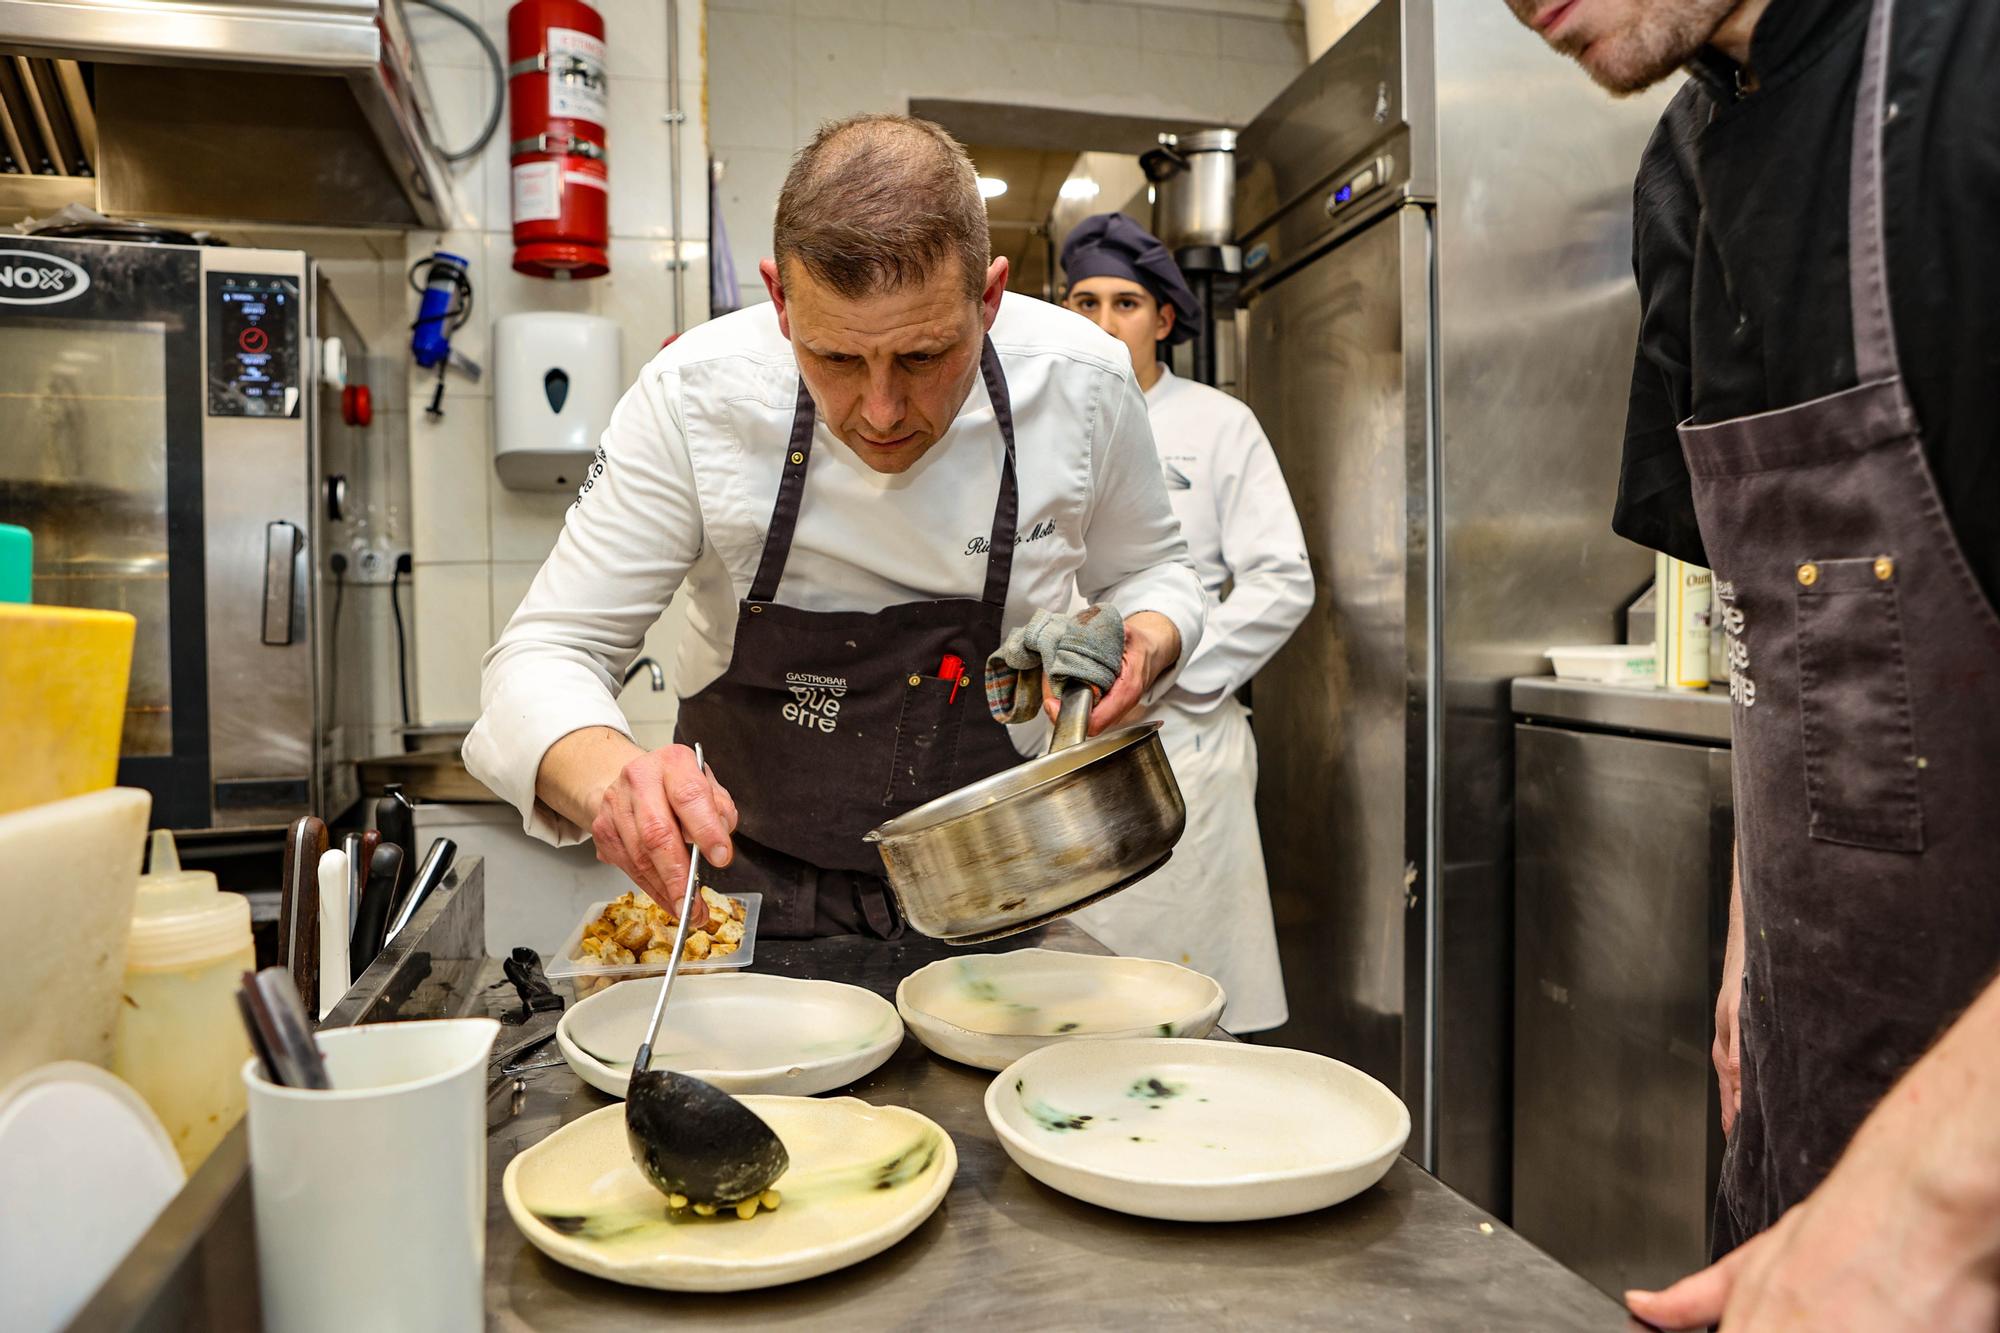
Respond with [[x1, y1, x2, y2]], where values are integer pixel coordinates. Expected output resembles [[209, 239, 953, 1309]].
[[589, 744, 739, 925], [1624, 1149, 2000, 1331], [1041, 611, 1182, 736], [1715, 852, 1745, 1136], [1714, 954, 1743, 1137], [1630, 967, 2000, 1331]]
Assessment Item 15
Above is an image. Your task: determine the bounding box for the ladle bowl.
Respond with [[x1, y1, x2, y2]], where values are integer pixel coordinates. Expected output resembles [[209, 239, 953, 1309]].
[[625, 1069, 790, 1206]]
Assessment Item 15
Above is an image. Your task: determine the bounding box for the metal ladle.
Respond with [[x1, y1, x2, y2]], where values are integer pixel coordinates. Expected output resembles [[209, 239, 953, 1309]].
[[624, 744, 789, 1209]]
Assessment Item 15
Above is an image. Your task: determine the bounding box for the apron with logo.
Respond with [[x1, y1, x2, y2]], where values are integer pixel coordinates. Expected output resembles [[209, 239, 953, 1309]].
[[1680, 0, 2000, 1251], [676, 338, 1028, 938]]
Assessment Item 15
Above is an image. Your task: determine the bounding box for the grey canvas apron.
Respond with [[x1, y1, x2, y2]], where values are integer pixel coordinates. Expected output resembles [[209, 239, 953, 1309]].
[[1680, 0, 2000, 1253], [675, 338, 1028, 939]]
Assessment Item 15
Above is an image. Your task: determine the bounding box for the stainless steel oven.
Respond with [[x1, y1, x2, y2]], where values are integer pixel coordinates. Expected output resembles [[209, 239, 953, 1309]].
[[0, 235, 402, 829]]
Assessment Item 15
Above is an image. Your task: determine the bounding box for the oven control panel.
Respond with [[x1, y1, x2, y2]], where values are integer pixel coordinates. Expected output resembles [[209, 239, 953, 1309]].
[[207, 272, 301, 418]]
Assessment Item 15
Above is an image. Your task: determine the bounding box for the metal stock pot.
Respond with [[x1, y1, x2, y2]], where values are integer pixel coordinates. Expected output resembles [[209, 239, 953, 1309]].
[[864, 685, 1186, 943]]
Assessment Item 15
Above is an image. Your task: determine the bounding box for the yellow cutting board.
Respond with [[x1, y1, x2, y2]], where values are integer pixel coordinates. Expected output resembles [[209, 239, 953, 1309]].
[[0, 604, 137, 818]]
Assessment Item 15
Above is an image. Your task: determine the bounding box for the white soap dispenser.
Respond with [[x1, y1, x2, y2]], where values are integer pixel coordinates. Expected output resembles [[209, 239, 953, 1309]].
[[492, 312, 623, 492]]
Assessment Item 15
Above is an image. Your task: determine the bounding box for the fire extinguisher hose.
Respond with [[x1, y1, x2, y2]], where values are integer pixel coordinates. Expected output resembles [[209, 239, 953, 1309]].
[[409, 0, 505, 162]]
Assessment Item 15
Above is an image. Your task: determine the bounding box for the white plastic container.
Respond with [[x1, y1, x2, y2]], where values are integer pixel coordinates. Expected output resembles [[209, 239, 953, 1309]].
[[112, 866, 254, 1173], [544, 893, 762, 998], [1545, 645, 1659, 688]]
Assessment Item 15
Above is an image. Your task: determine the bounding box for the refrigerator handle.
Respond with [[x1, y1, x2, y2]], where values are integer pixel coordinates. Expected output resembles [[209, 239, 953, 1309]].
[[261, 520, 303, 646]]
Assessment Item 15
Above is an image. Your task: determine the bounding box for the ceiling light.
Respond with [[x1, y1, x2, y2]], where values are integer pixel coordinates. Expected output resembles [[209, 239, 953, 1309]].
[[977, 176, 1008, 199], [1059, 178, 1100, 201]]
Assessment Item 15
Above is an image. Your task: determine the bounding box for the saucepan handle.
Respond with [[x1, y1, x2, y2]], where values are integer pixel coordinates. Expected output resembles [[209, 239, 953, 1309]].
[[1049, 681, 1094, 754]]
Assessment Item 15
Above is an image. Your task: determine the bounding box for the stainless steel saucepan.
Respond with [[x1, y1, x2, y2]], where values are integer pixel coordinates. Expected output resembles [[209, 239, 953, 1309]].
[[864, 683, 1186, 942]]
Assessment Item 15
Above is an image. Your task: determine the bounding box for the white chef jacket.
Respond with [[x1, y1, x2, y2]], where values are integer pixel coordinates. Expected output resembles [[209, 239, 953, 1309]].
[[1073, 365, 1311, 1032], [1144, 366, 1312, 713], [464, 295, 1206, 845]]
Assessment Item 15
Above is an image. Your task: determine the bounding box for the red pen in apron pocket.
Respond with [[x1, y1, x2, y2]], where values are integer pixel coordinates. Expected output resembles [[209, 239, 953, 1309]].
[[937, 653, 965, 703]]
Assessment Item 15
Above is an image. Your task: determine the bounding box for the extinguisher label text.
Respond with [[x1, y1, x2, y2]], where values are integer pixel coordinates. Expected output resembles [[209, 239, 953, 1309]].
[[512, 161, 563, 222], [548, 27, 608, 124]]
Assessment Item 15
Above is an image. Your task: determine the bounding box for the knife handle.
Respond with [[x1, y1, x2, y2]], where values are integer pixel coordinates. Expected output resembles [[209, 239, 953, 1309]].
[[279, 815, 327, 1004], [351, 844, 404, 982]]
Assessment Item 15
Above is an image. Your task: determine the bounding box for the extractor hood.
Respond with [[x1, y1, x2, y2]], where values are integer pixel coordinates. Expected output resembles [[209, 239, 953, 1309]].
[[0, 0, 455, 229]]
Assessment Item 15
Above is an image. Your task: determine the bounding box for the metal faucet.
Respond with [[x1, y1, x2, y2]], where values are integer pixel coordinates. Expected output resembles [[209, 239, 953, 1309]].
[[623, 657, 666, 691]]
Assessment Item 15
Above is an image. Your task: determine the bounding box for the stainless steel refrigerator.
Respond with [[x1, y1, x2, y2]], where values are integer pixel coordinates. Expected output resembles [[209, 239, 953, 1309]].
[[1234, 0, 1673, 1212]]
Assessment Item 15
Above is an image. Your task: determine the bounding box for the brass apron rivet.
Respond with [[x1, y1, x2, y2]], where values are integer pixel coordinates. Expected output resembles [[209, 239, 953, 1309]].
[[790, 451, 805, 465], [959, 674, 971, 688], [1873, 556, 1895, 581], [908, 674, 922, 687], [1797, 562, 1820, 587]]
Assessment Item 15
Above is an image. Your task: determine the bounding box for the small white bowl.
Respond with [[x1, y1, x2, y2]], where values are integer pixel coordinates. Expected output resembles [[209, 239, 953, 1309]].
[[896, 948, 1225, 1071], [985, 1038, 1409, 1223], [557, 973, 903, 1098]]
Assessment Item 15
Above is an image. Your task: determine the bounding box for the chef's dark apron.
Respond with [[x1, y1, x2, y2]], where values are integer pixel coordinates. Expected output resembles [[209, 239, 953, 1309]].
[[675, 339, 1029, 939], [1682, 0, 2000, 1254]]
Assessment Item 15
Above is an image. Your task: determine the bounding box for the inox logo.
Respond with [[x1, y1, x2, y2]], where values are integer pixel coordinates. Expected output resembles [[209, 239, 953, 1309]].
[[0, 250, 90, 305]]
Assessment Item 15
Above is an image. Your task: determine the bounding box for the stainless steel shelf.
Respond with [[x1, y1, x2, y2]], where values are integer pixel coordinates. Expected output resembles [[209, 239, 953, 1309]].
[[1511, 676, 1733, 745]]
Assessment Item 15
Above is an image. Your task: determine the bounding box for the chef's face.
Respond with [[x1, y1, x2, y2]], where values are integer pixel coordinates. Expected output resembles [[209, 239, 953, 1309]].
[[1504, 0, 1739, 93], [1064, 278, 1173, 380], [762, 254, 1008, 474]]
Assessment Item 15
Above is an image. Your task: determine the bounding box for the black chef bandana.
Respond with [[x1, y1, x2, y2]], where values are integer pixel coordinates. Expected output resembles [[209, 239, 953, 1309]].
[[1059, 213, 1200, 346]]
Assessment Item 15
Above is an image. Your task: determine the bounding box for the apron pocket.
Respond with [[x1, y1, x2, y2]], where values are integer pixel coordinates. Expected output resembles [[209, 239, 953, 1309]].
[[884, 674, 965, 806], [1794, 556, 1924, 853]]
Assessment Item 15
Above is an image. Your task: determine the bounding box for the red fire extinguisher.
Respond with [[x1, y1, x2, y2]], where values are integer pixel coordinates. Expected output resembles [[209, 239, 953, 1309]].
[[507, 0, 610, 279]]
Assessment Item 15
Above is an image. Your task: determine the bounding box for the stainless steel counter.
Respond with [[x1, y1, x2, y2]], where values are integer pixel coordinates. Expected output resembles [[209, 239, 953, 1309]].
[[73, 866, 1634, 1331], [1512, 676, 1733, 744], [484, 928, 1635, 1331]]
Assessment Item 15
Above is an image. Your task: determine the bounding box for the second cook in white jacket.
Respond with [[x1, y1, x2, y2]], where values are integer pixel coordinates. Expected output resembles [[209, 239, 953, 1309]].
[[1060, 214, 1313, 1032]]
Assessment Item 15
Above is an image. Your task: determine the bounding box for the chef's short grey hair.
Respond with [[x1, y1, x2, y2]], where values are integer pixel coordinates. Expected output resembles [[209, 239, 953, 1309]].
[[773, 114, 990, 301]]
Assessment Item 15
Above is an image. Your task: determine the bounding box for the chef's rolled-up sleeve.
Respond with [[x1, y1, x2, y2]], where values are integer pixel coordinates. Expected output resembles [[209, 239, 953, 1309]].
[[1074, 368, 1206, 702], [461, 368, 702, 845], [1173, 412, 1313, 708]]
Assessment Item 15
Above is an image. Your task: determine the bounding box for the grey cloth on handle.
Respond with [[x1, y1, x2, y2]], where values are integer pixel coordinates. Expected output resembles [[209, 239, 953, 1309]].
[[985, 605, 1125, 724]]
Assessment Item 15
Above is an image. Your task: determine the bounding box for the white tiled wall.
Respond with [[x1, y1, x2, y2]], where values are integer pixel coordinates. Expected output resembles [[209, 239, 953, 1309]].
[[390, 0, 1304, 745], [398, 0, 709, 738], [707, 0, 1308, 302]]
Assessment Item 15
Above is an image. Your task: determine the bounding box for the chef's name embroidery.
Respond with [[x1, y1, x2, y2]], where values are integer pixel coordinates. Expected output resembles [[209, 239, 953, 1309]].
[[966, 520, 1056, 557], [782, 672, 846, 733], [1716, 579, 1756, 708], [570, 444, 608, 508]]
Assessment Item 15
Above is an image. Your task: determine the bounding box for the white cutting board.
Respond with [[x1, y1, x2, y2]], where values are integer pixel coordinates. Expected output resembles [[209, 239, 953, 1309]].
[[0, 787, 152, 1086]]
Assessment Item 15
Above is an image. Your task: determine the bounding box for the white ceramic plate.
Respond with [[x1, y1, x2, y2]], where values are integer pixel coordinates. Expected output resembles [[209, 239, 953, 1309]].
[[557, 973, 904, 1098], [896, 948, 1225, 1071], [986, 1038, 1409, 1223], [504, 1097, 955, 1292]]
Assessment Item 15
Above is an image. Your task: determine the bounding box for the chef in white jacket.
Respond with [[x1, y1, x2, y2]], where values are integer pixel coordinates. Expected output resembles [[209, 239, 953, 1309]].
[[463, 119, 1204, 941], [1059, 214, 1312, 1032]]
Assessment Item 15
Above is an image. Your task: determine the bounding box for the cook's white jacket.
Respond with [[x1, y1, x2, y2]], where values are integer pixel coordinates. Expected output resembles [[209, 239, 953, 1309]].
[[464, 294, 1205, 844], [1141, 366, 1312, 716]]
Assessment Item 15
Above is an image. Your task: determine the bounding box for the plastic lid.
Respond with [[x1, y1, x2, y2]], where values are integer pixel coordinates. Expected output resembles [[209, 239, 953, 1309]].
[[126, 876, 251, 972]]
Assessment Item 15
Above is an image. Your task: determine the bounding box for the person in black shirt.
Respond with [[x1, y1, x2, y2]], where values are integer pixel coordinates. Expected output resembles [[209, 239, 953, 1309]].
[[1511, 1, 2000, 1330]]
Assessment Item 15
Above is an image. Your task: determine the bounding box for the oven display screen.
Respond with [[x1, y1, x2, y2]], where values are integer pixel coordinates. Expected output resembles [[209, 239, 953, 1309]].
[[207, 272, 301, 418]]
